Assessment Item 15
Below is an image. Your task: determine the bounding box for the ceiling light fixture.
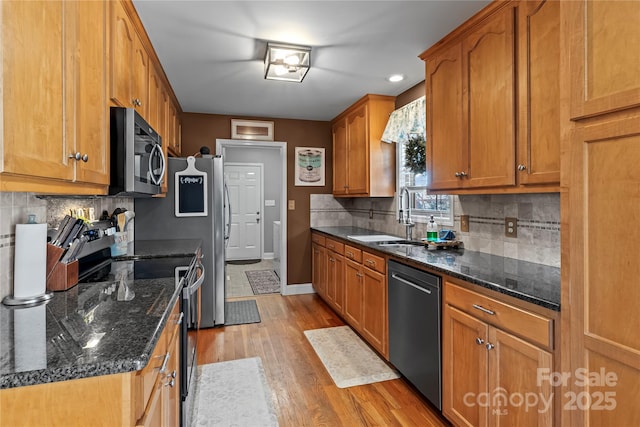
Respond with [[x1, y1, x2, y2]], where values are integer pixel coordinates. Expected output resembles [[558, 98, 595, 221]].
[[388, 74, 405, 83], [264, 42, 311, 83]]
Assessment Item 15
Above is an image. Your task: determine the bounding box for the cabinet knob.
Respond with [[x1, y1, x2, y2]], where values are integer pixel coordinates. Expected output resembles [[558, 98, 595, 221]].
[[81, 154, 89, 162], [165, 378, 175, 387], [517, 164, 527, 171], [475, 337, 484, 345], [69, 152, 81, 161], [454, 172, 461, 178], [486, 343, 495, 350], [459, 171, 468, 177], [132, 98, 142, 107]]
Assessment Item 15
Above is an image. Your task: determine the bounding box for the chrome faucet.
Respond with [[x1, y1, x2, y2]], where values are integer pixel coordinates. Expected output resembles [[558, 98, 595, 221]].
[[398, 187, 415, 240]]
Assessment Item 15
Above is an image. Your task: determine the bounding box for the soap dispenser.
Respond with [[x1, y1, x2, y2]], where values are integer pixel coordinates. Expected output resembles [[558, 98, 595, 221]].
[[426, 215, 438, 241]]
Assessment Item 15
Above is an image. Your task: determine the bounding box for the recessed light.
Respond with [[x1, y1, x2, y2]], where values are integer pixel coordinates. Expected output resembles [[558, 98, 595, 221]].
[[388, 74, 404, 83]]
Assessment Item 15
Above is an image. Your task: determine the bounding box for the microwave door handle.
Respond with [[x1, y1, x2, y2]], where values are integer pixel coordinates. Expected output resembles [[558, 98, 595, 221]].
[[149, 144, 164, 186], [156, 144, 166, 185]]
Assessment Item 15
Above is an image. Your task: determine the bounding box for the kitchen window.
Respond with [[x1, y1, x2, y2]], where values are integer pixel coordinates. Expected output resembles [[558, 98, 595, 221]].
[[396, 136, 453, 226], [382, 96, 453, 226]]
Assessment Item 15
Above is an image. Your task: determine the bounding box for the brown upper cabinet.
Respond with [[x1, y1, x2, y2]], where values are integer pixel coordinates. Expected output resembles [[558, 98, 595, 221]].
[[421, 0, 560, 194], [1, 0, 182, 195], [0, 0, 109, 194], [111, 0, 149, 116], [331, 95, 396, 197], [569, 0, 640, 120]]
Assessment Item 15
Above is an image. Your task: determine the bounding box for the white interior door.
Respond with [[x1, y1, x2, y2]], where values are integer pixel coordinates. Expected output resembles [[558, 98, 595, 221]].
[[225, 163, 263, 260]]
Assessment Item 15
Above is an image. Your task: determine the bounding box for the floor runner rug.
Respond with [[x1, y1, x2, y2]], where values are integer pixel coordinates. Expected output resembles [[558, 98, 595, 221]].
[[191, 357, 278, 426], [304, 326, 400, 388], [245, 270, 280, 295], [225, 300, 261, 325]]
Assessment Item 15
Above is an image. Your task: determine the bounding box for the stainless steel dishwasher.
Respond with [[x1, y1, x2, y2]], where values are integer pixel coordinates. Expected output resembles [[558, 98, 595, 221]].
[[388, 259, 442, 410]]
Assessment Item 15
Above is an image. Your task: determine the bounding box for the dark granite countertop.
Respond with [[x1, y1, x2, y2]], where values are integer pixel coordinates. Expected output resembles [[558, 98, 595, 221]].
[[312, 226, 560, 311], [0, 239, 201, 390]]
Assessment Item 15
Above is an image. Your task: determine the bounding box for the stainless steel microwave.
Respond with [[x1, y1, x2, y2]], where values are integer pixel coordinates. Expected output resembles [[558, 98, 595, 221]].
[[109, 107, 165, 197]]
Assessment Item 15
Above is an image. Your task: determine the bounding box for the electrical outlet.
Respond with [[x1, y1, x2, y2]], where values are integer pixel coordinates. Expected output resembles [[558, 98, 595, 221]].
[[505, 217, 517, 238], [460, 215, 470, 232], [288, 200, 295, 210]]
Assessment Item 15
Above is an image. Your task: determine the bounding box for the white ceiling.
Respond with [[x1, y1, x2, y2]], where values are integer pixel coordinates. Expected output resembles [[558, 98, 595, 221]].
[[133, 0, 490, 121]]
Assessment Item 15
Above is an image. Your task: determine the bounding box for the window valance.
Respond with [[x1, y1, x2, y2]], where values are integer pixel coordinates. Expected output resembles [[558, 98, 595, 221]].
[[381, 96, 425, 144]]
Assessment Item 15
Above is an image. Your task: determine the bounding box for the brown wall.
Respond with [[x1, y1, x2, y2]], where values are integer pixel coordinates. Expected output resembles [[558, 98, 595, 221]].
[[181, 113, 332, 285]]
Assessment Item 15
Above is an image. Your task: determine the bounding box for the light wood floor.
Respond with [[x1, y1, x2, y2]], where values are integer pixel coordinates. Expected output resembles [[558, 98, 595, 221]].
[[197, 293, 450, 427]]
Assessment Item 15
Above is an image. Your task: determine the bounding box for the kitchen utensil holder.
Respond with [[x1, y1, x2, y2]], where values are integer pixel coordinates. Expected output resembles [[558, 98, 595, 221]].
[[46, 244, 79, 292]]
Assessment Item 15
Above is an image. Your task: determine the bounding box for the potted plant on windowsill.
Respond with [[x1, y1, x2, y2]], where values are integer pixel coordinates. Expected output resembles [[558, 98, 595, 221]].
[[404, 133, 426, 175]]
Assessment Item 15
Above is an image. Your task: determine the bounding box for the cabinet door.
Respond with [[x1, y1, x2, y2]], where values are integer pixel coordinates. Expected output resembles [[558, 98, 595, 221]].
[[73, 0, 109, 185], [132, 33, 149, 118], [361, 267, 386, 355], [517, 0, 560, 186], [326, 252, 345, 315], [312, 243, 326, 298], [332, 118, 348, 195], [1, 1, 73, 181], [163, 334, 180, 427], [426, 43, 465, 191], [167, 101, 178, 153], [346, 104, 368, 195], [567, 116, 640, 426], [148, 66, 162, 131], [110, 0, 134, 107], [344, 259, 363, 330], [442, 305, 489, 427], [569, 0, 640, 119], [488, 328, 553, 426], [463, 5, 516, 188]]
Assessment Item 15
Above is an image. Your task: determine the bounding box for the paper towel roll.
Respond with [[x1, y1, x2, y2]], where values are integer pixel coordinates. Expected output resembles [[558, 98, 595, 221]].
[[13, 223, 47, 298]]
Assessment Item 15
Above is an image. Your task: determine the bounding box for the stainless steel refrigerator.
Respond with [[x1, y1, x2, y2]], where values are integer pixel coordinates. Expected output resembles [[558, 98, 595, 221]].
[[134, 155, 227, 327]]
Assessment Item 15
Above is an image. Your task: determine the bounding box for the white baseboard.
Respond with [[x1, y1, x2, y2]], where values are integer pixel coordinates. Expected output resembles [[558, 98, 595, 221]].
[[282, 282, 315, 296], [262, 252, 274, 260]]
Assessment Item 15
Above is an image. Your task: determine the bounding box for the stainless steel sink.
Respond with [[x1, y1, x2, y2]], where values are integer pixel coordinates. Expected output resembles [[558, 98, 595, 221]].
[[347, 234, 405, 243]]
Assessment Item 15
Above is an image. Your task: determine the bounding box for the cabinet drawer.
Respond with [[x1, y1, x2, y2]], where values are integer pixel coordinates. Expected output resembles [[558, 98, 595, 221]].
[[311, 233, 326, 246], [325, 238, 344, 254], [363, 251, 385, 274], [344, 245, 362, 263], [445, 282, 553, 349]]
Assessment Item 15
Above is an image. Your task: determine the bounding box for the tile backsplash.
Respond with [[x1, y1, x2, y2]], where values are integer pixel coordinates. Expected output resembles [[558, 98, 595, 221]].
[[310, 192, 560, 267], [0, 192, 133, 300]]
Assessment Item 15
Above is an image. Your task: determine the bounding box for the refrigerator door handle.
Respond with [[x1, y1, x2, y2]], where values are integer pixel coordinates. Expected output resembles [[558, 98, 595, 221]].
[[224, 181, 232, 246]]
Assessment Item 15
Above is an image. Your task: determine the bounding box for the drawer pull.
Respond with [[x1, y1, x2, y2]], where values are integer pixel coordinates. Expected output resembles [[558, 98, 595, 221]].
[[346, 251, 354, 257], [356, 272, 364, 278], [365, 259, 376, 266], [473, 304, 495, 316]]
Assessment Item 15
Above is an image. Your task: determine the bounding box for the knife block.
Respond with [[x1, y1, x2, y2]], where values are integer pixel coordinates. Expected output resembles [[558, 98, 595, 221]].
[[46, 244, 79, 292]]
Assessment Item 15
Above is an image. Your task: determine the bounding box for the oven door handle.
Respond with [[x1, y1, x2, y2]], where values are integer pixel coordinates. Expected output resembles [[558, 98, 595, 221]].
[[187, 262, 205, 295]]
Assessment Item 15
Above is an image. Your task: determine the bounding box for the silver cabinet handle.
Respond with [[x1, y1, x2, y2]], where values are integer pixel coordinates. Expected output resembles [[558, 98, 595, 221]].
[[473, 304, 495, 316], [81, 154, 88, 162], [176, 312, 184, 325], [454, 172, 461, 177], [486, 343, 495, 350], [517, 164, 527, 171], [476, 337, 484, 345], [159, 352, 170, 373], [459, 171, 467, 177]]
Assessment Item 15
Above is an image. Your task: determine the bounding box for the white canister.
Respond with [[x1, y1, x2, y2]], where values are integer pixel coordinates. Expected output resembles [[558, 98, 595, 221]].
[[13, 221, 47, 298]]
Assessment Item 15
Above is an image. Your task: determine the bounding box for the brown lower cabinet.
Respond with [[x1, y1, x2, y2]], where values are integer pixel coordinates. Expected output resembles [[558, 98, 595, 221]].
[[311, 232, 388, 359], [443, 279, 555, 427], [0, 300, 181, 426]]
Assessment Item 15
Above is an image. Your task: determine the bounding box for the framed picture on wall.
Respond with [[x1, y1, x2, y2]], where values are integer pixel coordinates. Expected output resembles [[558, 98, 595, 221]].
[[231, 119, 274, 140], [294, 147, 325, 186]]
